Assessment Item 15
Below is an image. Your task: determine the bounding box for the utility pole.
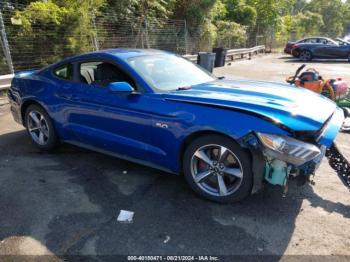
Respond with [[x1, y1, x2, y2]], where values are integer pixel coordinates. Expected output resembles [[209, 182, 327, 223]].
[[91, 11, 99, 51], [144, 16, 150, 49], [184, 19, 188, 54], [0, 10, 14, 74]]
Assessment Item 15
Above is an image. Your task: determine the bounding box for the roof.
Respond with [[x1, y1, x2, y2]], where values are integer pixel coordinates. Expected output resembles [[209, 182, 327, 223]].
[[42, 48, 172, 71], [74, 48, 169, 61], [102, 48, 169, 59]]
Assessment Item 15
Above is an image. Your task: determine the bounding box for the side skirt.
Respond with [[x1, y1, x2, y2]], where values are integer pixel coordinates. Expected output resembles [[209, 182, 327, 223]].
[[65, 140, 177, 175]]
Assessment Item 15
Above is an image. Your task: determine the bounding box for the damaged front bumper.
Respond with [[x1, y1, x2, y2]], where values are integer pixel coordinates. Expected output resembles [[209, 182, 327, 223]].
[[240, 107, 345, 193]]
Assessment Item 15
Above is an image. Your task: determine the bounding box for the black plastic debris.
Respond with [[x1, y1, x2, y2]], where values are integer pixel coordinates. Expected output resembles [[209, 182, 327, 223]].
[[326, 143, 350, 189]]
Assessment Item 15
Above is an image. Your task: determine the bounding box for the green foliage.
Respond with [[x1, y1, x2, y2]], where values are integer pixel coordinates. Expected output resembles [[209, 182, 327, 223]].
[[224, 0, 257, 26], [6, 0, 350, 63], [10, 0, 105, 68], [247, 0, 279, 32], [102, 0, 174, 22], [172, 0, 253, 50], [215, 20, 247, 48], [276, 11, 324, 43], [172, 0, 217, 30], [296, 11, 324, 37], [198, 20, 218, 51], [13, 1, 69, 31], [307, 0, 346, 38]]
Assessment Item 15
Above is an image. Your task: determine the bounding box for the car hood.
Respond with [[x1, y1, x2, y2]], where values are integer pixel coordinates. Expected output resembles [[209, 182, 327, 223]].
[[164, 79, 337, 132]]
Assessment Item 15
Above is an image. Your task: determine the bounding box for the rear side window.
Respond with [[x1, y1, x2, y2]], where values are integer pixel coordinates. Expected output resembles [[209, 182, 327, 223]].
[[306, 38, 317, 43], [79, 61, 135, 88], [53, 63, 73, 80]]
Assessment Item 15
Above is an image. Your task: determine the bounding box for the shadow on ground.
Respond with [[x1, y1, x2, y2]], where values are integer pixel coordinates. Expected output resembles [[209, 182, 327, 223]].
[[282, 57, 350, 64], [0, 129, 349, 259]]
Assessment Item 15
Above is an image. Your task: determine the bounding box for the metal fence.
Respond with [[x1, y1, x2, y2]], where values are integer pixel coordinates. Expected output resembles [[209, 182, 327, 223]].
[[0, 2, 188, 75], [0, 1, 270, 77], [93, 11, 188, 54]]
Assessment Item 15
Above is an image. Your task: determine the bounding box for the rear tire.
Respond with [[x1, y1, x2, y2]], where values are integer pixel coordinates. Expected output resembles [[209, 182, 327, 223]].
[[292, 49, 300, 58], [25, 104, 58, 151], [183, 135, 253, 203], [299, 50, 312, 61]]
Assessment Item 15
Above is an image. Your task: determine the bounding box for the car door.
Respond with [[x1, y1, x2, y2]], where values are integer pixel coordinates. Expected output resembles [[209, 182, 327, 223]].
[[313, 40, 339, 58], [62, 59, 156, 162], [330, 42, 350, 58]]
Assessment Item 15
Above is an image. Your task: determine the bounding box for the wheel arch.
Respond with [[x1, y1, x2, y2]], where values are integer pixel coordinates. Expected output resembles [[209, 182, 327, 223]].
[[178, 130, 251, 173], [300, 48, 313, 56], [21, 99, 47, 124]]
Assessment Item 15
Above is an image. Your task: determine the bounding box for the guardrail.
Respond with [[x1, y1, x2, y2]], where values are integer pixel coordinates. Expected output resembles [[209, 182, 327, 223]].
[[225, 45, 265, 62], [183, 45, 265, 64], [182, 54, 198, 63], [0, 74, 13, 91]]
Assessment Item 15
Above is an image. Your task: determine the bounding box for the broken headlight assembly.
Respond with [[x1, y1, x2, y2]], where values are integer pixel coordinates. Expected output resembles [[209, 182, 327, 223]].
[[257, 133, 321, 166]]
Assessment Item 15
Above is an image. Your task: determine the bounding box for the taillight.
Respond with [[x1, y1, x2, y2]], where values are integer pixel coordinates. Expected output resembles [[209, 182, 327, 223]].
[[292, 44, 299, 49]]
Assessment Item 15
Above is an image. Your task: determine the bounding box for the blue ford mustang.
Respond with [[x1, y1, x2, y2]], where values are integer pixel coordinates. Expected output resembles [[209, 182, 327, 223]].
[[8, 49, 345, 203]]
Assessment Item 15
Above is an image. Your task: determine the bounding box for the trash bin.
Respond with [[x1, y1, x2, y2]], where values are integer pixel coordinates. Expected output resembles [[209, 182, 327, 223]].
[[212, 47, 227, 67], [197, 52, 216, 73]]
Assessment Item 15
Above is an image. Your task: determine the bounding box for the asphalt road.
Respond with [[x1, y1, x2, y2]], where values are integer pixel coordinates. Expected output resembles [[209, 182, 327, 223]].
[[0, 54, 349, 260]]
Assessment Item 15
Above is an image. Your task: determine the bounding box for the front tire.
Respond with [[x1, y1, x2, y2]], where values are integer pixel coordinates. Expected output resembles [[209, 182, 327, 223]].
[[25, 104, 58, 151], [299, 50, 312, 61], [183, 135, 253, 203]]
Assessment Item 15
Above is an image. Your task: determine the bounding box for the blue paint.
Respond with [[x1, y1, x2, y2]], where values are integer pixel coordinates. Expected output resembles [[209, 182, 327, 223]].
[[8, 49, 344, 177]]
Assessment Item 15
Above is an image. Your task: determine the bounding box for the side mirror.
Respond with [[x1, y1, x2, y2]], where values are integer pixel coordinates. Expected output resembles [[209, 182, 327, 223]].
[[107, 82, 134, 94]]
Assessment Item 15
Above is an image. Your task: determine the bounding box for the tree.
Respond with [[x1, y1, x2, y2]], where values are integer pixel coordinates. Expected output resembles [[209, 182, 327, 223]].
[[172, 0, 218, 29], [276, 11, 323, 42], [216, 20, 247, 48], [224, 0, 256, 27], [10, 0, 105, 68], [102, 0, 174, 22], [343, 1, 350, 37], [6, 0, 350, 62], [247, 0, 279, 30], [307, 0, 345, 38]]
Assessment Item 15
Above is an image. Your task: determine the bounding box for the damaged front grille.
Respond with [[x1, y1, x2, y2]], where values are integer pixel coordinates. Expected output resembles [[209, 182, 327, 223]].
[[326, 143, 350, 189]]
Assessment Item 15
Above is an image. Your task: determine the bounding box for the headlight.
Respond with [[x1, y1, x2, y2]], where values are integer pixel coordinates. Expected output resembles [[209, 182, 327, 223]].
[[257, 133, 321, 166]]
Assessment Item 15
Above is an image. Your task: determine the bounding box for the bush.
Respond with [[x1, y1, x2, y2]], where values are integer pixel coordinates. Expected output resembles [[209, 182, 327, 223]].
[[215, 20, 247, 48]]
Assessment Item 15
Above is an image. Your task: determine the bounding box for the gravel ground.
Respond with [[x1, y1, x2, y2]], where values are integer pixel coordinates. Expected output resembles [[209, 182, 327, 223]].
[[0, 54, 349, 260]]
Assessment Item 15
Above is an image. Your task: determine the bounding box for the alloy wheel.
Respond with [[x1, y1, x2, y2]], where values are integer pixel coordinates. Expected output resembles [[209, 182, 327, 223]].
[[190, 144, 243, 197], [27, 110, 50, 145], [300, 51, 311, 61]]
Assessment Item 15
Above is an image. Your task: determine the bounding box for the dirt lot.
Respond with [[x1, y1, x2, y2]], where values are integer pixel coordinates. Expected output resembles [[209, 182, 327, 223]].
[[0, 54, 349, 260]]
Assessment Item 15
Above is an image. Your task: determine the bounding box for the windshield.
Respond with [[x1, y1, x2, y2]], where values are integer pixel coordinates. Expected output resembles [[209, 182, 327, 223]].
[[336, 38, 350, 45], [127, 54, 216, 91]]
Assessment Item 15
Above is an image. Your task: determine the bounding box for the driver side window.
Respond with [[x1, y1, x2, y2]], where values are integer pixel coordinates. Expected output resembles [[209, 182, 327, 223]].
[[79, 61, 135, 88]]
